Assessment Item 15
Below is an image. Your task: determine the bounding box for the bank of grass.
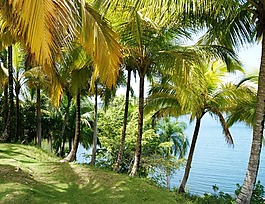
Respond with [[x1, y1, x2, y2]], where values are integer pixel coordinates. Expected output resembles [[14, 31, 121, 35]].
[[0, 143, 179, 204]]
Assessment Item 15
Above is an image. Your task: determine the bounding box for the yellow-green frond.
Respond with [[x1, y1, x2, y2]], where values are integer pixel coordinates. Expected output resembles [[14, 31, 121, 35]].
[[80, 2, 122, 88], [4, 0, 78, 77]]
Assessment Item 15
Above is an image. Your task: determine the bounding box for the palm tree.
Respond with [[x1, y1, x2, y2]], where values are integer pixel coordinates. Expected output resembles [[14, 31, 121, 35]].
[[59, 44, 93, 162], [189, 1, 263, 202], [23, 66, 50, 146], [119, 13, 177, 176], [112, 9, 196, 176], [147, 60, 236, 193], [113, 66, 133, 172], [59, 40, 118, 162], [97, 0, 239, 176], [13, 43, 27, 142], [155, 117, 189, 189], [59, 91, 72, 157]]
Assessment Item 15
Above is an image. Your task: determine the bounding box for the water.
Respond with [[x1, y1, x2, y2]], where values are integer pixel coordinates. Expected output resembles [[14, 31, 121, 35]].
[[171, 114, 265, 195], [76, 113, 265, 195], [77, 144, 91, 164]]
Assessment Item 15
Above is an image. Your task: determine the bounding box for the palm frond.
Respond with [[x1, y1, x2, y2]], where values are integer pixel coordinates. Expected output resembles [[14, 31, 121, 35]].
[[0, 0, 79, 106], [196, 1, 255, 50], [0, 18, 16, 50], [237, 75, 258, 87], [208, 105, 234, 146], [5, 0, 77, 71], [80, 2, 122, 88]]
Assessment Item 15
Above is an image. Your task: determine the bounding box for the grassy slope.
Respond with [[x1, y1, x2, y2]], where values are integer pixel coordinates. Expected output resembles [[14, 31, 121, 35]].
[[0, 143, 178, 204]]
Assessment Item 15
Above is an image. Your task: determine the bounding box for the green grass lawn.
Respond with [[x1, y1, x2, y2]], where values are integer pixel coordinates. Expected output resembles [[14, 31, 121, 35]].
[[0, 143, 178, 204]]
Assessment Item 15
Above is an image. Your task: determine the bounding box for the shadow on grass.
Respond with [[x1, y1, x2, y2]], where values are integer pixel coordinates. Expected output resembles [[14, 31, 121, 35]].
[[0, 162, 145, 204], [0, 143, 175, 204], [0, 145, 31, 160]]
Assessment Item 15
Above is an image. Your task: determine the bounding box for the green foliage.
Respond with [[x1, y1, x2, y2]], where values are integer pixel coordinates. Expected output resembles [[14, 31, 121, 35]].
[[97, 96, 188, 184], [97, 96, 158, 172], [175, 185, 235, 204], [174, 182, 265, 204]]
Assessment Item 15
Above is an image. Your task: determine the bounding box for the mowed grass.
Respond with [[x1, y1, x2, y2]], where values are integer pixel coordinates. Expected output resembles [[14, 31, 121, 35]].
[[0, 143, 178, 204]]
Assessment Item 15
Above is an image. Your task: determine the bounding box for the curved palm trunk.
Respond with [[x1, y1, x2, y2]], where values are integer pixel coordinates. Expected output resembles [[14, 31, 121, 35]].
[[36, 87, 41, 147], [114, 69, 132, 172], [60, 92, 72, 157], [1, 46, 14, 142], [63, 91, 81, 162], [91, 84, 98, 166], [179, 116, 202, 193], [236, 35, 265, 204], [130, 75, 144, 177]]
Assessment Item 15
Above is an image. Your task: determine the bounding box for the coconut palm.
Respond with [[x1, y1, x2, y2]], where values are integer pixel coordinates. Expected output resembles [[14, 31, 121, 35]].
[[147, 60, 238, 193], [12, 43, 27, 141], [155, 117, 189, 189], [97, 0, 240, 176], [113, 65, 134, 172], [58, 43, 93, 162], [120, 14, 191, 177], [23, 66, 50, 146], [188, 1, 263, 202]]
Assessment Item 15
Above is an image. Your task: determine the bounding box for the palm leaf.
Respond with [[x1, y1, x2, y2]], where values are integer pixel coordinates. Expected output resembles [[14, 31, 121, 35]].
[[80, 2, 122, 88], [208, 105, 234, 146], [237, 75, 258, 87], [4, 0, 77, 70], [0, 0, 79, 106]]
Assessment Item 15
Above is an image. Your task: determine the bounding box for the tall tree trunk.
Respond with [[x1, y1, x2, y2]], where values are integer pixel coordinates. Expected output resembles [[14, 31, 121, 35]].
[[1, 46, 14, 142], [36, 87, 41, 147], [15, 83, 21, 142], [130, 75, 144, 177], [91, 84, 98, 166], [60, 92, 71, 157], [166, 168, 170, 190], [3, 84, 8, 124], [114, 69, 132, 172], [69, 137, 72, 153], [49, 134, 53, 153], [166, 147, 171, 189], [236, 35, 265, 204], [63, 90, 81, 162], [179, 116, 202, 193]]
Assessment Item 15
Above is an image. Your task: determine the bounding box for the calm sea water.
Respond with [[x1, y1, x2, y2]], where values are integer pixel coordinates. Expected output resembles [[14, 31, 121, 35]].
[[171, 114, 265, 195], [77, 113, 265, 195]]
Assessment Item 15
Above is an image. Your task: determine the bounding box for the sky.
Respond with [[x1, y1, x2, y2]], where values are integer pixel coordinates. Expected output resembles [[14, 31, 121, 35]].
[[238, 43, 261, 71]]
